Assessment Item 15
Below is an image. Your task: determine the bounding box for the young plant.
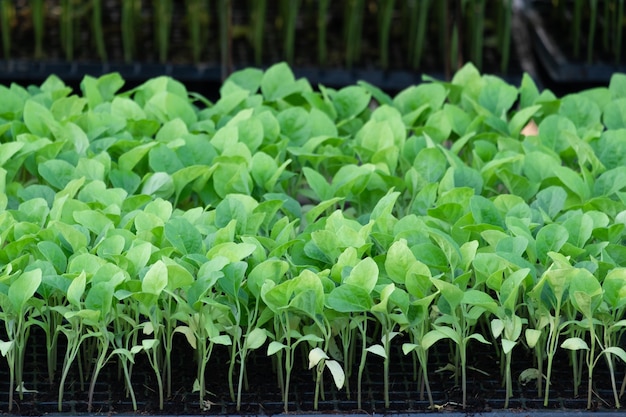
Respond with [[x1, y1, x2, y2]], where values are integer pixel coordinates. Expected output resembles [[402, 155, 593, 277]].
[[153, 0, 173, 62], [528, 252, 574, 406], [121, 0, 141, 62], [378, 0, 395, 69], [0, 268, 42, 412], [280, 0, 300, 64], [262, 269, 329, 412], [0, 0, 13, 59], [489, 268, 530, 408], [250, 0, 266, 66], [32, 0, 45, 58], [424, 278, 496, 409], [91, 0, 107, 61], [389, 239, 438, 408], [327, 255, 378, 409]]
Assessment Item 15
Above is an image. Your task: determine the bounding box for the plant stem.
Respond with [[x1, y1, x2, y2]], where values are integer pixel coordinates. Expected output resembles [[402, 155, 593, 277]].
[[317, 0, 329, 65], [412, 0, 431, 69], [500, 0, 512, 73], [572, 0, 582, 59], [32, 0, 44, 58], [379, 0, 395, 70], [251, 0, 266, 66], [1, 0, 13, 59], [282, 0, 300, 65], [616, 0, 624, 65], [218, 0, 232, 80], [87, 334, 109, 412], [92, 0, 107, 61], [587, 0, 598, 64]]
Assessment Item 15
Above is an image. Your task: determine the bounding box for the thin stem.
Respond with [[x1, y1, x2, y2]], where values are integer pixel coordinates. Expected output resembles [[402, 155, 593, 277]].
[[317, 0, 329, 65], [32, 0, 44, 58], [379, 0, 395, 69], [92, 0, 107, 61]]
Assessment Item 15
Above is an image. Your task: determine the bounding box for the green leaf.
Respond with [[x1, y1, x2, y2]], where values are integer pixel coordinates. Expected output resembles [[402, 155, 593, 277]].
[[0, 340, 14, 357], [142, 260, 168, 296], [66, 272, 86, 308], [365, 344, 386, 358], [478, 75, 518, 116], [144, 91, 197, 126], [345, 257, 378, 293], [509, 105, 541, 138], [8, 268, 42, 315], [23, 100, 61, 138], [140, 174, 174, 201], [594, 130, 626, 170], [164, 217, 203, 255], [325, 359, 345, 389], [333, 86, 371, 122], [38, 160, 76, 190], [603, 347, 626, 364], [207, 242, 256, 263], [422, 328, 453, 350], [594, 167, 626, 197], [525, 329, 542, 348], [245, 328, 267, 350], [261, 62, 298, 101], [603, 98, 626, 129], [536, 224, 569, 265], [561, 337, 589, 351], [267, 341, 287, 356], [609, 73, 626, 99], [470, 195, 504, 229], [308, 347, 329, 368], [559, 94, 601, 136], [326, 284, 373, 313]]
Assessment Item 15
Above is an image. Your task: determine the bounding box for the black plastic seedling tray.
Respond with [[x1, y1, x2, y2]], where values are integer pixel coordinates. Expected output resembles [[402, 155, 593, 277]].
[[1, 329, 623, 416], [524, 0, 626, 84]]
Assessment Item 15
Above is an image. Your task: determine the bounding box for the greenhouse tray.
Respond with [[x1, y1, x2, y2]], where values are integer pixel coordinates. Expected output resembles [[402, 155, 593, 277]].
[[0, 59, 523, 97], [523, 1, 626, 83]]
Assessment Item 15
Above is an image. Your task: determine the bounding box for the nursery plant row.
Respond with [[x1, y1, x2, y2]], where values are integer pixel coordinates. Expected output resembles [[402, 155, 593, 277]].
[[2, 63, 626, 414]]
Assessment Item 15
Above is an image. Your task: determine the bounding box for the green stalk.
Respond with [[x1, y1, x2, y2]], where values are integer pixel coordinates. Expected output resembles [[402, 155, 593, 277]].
[[470, 0, 485, 71], [187, 0, 204, 63], [572, 0, 582, 59], [251, 0, 266, 66], [154, 0, 173, 63], [586, 321, 596, 409], [121, 0, 139, 62], [412, 0, 431, 69], [504, 351, 512, 408], [450, 23, 459, 73], [439, 0, 450, 77], [317, 0, 329, 65], [356, 314, 368, 410], [379, 0, 396, 69], [345, 0, 364, 69], [58, 324, 85, 411], [282, 0, 300, 65], [218, 0, 232, 80], [587, 0, 598, 64], [60, 0, 73, 60], [500, 0, 512, 73], [616, 0, 624, 65], [32, 0, 44, 58], [0, 0, 12, 59], [604, 328, 621, 408], [92, 0, 107, 61], [87, 333, 109, 412], [603, 0, 610, 51]]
